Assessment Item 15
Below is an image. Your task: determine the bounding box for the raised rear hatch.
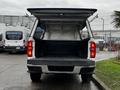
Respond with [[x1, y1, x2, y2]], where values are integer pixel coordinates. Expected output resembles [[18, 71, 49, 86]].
[[27, 8, 97, 30]]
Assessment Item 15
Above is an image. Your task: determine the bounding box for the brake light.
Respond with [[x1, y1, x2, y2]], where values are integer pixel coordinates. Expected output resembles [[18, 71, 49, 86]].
[[90, 41, 96, 58], [27, 40, 32, 57]]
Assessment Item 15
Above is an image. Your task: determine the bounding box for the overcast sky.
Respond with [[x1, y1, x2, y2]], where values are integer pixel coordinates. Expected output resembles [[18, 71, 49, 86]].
[[0, 0, 119, 30]]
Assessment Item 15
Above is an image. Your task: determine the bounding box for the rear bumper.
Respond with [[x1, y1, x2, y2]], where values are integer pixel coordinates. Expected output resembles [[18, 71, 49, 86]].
[[4, 46, 26, 52], [27, 58, 95, 74], [27, 58, 95, 66]]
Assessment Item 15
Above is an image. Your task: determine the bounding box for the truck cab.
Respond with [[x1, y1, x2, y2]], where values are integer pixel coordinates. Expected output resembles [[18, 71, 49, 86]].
[[27, 8, 97, 82]]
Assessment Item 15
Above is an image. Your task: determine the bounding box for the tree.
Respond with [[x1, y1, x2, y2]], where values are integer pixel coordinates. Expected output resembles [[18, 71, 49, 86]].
[[112, 11, 120, 60], [112, 11, 120, 28]]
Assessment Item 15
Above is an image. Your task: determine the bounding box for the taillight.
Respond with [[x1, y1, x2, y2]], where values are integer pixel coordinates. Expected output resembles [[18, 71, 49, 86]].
[[27, 40, 32, 57], [90, 41, 96, 58]]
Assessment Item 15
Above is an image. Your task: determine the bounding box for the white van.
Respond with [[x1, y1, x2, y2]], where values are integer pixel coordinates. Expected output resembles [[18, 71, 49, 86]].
[[3, 26, 30, 53]]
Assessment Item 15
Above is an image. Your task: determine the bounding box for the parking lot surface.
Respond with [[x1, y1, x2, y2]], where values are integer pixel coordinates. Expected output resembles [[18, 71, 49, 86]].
[[0, 53, 101, 90], [96, 51, 117, 61]]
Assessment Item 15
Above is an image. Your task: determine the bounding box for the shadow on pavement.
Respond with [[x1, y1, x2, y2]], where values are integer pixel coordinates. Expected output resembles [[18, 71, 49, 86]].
[[29, 74, 92, 90], [3, 74, 96, 90]]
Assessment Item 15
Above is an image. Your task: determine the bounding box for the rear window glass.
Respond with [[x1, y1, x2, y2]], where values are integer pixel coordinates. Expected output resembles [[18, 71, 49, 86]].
[[80, 27, 90, 40], [6, 31, 23, 40], [0, 34, 2, 41]]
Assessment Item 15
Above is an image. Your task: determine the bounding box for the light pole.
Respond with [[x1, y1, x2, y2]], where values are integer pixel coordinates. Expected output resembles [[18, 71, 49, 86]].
[[101, 18, 106, 47], [101, 18, 104, 32]]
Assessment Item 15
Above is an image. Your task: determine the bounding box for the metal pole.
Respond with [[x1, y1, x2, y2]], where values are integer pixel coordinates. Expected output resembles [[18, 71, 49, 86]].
[[110, 30, 112, 51], [101, 18, 104, 37], [101, 18, 104, 32], [101, 18, 106, 47]]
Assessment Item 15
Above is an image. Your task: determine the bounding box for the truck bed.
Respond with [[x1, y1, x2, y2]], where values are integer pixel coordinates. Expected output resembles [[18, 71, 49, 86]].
[[35, 38, 89, 59]]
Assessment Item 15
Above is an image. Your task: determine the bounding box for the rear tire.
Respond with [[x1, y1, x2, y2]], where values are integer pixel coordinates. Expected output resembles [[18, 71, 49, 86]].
[[81, 74, 92, 83], [30, 73, 41, 82]]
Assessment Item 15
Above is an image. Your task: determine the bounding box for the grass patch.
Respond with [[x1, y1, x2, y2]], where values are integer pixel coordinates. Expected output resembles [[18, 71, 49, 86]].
[[95, 58, 120, 90]]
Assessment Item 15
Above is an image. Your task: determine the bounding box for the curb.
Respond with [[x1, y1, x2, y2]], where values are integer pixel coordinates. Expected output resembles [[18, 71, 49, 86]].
[[92, 75, 111, 90]]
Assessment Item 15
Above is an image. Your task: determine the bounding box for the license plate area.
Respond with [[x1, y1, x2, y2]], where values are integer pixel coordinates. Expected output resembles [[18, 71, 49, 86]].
[[48, 66, 74, 72]]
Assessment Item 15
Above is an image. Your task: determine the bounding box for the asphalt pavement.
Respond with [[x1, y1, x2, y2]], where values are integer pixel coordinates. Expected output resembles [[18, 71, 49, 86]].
[[0, 53, 100, 90], [95, 51, 117, 61]]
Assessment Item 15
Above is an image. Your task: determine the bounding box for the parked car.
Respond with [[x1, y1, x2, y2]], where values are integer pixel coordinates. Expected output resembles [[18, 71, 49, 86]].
[[27, 8, 97, 82]]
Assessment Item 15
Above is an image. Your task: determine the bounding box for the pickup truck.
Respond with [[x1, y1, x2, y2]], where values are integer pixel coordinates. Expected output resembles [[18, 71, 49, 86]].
[[27, 8, 97, 82]]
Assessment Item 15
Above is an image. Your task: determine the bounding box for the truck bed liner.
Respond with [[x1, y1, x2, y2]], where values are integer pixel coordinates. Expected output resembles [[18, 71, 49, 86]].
[[35, 39, 89, 58]]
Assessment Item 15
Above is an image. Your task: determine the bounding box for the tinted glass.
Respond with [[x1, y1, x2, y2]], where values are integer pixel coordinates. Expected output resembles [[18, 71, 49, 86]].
[[0, 34, 2, 41], [6, 31, 23, 40]]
